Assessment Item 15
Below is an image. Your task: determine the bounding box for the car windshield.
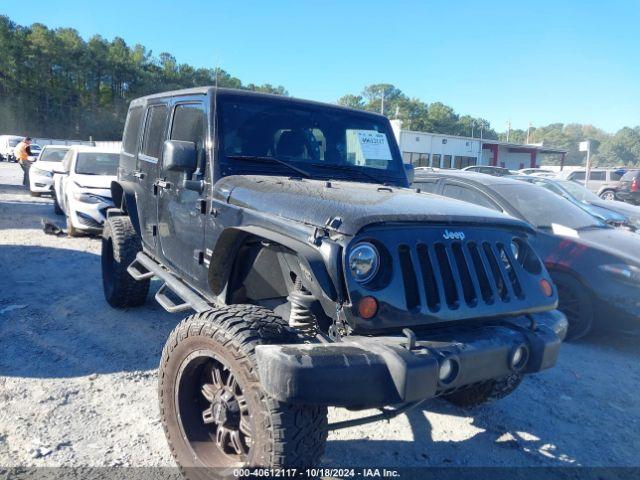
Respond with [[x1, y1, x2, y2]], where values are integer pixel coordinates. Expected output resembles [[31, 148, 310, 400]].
[[39, 148, 69, 163], [75, 152, 119, 175], [491, 183, 604, 230], [218, 97, 406, 184], [556, 180, 601, 202], [9, 139, 20, 147]]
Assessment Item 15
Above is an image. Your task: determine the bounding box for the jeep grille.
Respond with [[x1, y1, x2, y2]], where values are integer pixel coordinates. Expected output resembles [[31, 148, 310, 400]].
[[398, 240, 524, 312]]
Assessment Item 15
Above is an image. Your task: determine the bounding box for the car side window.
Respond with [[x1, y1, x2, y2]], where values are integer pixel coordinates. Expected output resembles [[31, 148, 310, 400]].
[[442, 183, 500, 211], [141, 104, 169, 160], [571, 171, 586, 181], [610, 171, 623, 181], [589, 171, 605, 181], [413, 180, 439, 194], [122, 106, 144, 155], [169, 103, 207, 173]]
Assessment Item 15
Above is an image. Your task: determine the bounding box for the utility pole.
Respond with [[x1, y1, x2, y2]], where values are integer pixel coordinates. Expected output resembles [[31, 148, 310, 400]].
[[506, 120, 511, 142], [471, 121, 475, 138], [526, 122, 531, 144], [380, 91, 385, 115]]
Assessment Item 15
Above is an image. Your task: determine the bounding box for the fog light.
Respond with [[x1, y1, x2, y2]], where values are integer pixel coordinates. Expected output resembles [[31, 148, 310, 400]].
[[438, 358, 458, 384], [357, 296, 378, 319], [510, 345, 529, 370]]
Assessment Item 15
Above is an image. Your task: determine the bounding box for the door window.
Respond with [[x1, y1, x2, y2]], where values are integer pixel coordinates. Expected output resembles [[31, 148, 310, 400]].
[[589, 171, 606, 181], [122, 106, 144, 154], [170, 104, 206, 146], [141, 104, 169, 160], [571, 171, 586, 181], [413, 180, 440, 194]]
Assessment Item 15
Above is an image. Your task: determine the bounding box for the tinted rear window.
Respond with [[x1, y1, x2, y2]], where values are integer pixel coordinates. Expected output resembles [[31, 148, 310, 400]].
[[621, 170, 640, 181], [123, 106, 144, 154], [141, 105, 169, 159]]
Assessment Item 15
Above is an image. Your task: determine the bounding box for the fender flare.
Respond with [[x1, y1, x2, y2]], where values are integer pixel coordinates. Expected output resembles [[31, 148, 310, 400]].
[[110, 180, 142, 238], [207, 226, 343, 307]]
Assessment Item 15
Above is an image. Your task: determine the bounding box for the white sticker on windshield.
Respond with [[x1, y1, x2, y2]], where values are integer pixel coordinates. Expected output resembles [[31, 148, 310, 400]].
[[551, 223, 579, 238], [355, 130, 393, 160]]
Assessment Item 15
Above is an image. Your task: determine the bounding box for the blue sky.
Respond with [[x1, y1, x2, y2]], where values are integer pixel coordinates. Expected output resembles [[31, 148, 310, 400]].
[[3, 0, 639, 132]]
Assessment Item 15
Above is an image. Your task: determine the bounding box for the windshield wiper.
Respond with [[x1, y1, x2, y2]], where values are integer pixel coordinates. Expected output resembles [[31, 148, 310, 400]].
[[309, 162, 386, 184], [227, 155, 311, 178]]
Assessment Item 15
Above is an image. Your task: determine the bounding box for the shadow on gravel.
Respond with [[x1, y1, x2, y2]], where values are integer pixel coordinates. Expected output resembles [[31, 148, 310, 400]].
[[0, 245, 177, 378]]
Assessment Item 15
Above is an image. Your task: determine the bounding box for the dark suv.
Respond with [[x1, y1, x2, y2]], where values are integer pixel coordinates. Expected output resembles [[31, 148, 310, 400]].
[[101, 87, 566, 471], [616, 169, 640, 205]]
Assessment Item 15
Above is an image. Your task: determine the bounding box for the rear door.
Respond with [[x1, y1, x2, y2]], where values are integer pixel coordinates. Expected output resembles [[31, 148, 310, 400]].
[[157, 99, 208, 281], [137, 103, 170, 250]]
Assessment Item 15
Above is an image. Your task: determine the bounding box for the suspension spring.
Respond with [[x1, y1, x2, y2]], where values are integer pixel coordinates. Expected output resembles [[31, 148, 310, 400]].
[[288, 279, 317, 336]]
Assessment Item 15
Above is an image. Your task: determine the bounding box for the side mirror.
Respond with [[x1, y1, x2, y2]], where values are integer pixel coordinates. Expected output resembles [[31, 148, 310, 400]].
[[163, 140, 197, 173], [404, 163, 415, 184], [52, 167, 67, 174]]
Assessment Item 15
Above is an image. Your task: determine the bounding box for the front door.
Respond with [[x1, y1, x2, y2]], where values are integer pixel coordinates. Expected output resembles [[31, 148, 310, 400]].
[[157, 100, 208, 281]]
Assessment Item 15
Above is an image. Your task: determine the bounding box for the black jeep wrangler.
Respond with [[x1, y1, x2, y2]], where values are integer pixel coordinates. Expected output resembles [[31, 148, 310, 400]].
[[102, 87, 566, 471]]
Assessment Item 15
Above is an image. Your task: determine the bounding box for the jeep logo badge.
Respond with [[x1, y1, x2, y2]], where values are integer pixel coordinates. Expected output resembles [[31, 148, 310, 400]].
[[443, 230, 466, 241]]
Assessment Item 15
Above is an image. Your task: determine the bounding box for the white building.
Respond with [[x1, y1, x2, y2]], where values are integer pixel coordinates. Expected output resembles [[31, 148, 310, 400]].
[[390, 120, 567, 170]]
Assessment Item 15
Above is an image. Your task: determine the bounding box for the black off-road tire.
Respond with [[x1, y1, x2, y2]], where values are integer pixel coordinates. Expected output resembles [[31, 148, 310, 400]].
[[551, 271, 593, 341], [442, 374, 523, 408], [101, 216, 149, 308], [159, 305, 328, 476]]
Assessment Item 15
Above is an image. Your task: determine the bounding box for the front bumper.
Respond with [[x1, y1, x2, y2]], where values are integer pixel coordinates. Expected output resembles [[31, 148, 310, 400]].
[[29, 173, 54, 193], [69, 198, 114, 231], [256, 310, 567, 408]]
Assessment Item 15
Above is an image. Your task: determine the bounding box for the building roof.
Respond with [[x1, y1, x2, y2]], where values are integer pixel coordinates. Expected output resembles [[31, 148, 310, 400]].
[[397, 126, 566, 155]]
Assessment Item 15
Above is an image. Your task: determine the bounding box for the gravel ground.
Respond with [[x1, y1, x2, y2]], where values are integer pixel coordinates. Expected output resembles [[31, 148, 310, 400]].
[[1, 161, 640, 470]]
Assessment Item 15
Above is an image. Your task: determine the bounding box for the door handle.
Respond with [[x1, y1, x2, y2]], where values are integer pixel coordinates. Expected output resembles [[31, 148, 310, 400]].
[[155, 179, 172, 190], [132, 170, 145, 179]]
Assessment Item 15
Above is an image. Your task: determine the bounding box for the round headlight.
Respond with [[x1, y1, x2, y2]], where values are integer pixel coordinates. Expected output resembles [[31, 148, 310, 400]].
[[510, 240, 520, 260], [348, 242, 380, 283]]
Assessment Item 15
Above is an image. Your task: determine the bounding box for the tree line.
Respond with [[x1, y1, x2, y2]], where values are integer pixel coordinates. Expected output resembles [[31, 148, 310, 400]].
[[0, 16, 638, 167], [0, 16, 287, 140], [339, 84, 640, 167]]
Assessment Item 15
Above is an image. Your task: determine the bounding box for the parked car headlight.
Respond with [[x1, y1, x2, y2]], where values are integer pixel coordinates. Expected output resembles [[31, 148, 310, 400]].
[[348, 242, 380, 283], [72, 192, 104, 204], [599, 264, 640, 284], [31, 167, 52, 178]]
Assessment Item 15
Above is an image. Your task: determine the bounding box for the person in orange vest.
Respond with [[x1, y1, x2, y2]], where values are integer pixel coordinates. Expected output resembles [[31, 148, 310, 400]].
[[14, 136, 32, 186]]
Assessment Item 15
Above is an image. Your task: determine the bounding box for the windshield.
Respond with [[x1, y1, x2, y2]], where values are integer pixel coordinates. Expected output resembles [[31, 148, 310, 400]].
[[39, 148, 69, 163], [9, 139, 20, 147], [75, 152, 119, 175], [556, 180, 601, 202], [491, 183, 604, 230], [218, 97, 405, 184]]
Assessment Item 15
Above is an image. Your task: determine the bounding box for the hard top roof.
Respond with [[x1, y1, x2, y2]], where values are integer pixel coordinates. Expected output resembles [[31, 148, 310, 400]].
[[128, 87, 387, 119]]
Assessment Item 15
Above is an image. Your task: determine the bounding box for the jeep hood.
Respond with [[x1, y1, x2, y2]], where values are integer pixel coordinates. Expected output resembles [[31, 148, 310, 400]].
[[217, 175, 532, 236]]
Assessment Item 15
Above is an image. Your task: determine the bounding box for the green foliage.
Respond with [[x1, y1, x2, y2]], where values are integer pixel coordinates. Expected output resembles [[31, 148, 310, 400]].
[[339, 83, 499, 140], [0, 16, 287, 139], [340, 83, 639, 166]]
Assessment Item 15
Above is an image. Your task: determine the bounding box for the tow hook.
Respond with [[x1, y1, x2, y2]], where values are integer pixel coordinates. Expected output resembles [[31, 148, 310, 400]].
[[402, 328, 416, 350]]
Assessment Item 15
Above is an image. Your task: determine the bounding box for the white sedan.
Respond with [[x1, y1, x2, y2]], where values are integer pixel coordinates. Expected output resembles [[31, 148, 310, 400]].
[[53, 146, 119, 236], [28, 145, 71, 196]]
